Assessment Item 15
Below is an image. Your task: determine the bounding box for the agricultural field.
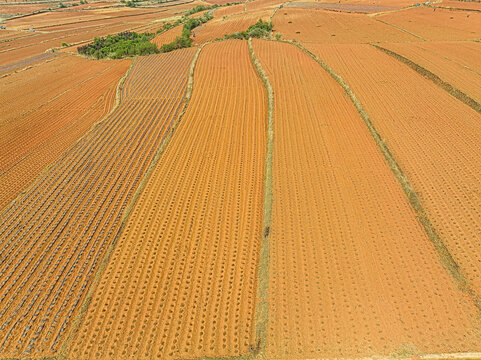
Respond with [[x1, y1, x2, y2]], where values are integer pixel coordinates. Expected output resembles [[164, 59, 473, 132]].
[[0, 55, 130, 210], [0, 48, 195, 357], [66, 39, 267, 360], [252, 38, 481, 359], [376, 6, 481, 40], [307, 41, 481, 303], [379, 41, 481, 102], [2, 0, 481, 359], [193, 10, 270, 43], [272, 8, 420, 43]]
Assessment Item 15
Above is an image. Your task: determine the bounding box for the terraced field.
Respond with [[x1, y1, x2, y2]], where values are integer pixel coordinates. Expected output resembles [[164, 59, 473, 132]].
[[376, 6, 481, 40], [3, 0, 481, 359], [308, 42, 481, 304], [0, 9, 173, 67], [252, 38, 481, 359], [0, 48, 196, 358], [272, 8, 419, 43], [151, 25, 183, 47], [378, 41, 481, 102], [67, 40, 267, 360], [0, 55, 130, 210]]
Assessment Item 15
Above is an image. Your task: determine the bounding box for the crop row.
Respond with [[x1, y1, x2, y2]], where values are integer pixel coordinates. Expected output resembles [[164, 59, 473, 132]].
[[68, 40, 267, 360], [307, 42, 481, 306], [252, 39, 481, 358], [0, 47, 197, 357], [0, 60, 128, 203]]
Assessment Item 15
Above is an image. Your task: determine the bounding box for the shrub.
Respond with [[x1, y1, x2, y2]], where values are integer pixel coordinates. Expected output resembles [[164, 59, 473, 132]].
[[222, 19, 273, 40], [160, 12, 213, 53], [58, 2, 66, 8], [77, 31, 158, 59]]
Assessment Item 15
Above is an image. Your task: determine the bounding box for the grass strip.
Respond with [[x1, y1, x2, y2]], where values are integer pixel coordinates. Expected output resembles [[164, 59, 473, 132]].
[[372, 43, 481, 114], [287, 39, 481, 312], [248, 37, 274, 357]]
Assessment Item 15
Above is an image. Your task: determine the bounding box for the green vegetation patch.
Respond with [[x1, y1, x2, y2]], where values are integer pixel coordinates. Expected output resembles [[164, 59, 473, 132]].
[[77, 31, 158, 59], [185, 4, 217, 15], [160, 12, 213, 52], [217, 19, 273, 40]]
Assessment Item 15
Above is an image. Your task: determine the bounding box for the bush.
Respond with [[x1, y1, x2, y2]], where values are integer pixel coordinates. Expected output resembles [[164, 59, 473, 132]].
[[222, 19, 273, 40], [160, 12, 213, 53], [78, 31, 158, 59], [58, 2, 66, 8], [62, 42, 69, 47]]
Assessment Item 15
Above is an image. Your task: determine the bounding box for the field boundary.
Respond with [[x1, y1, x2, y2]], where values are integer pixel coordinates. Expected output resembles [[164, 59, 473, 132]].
[[285, 39, 481, 312], [372, 17, 426, 40], [248, 37, 274, 358], [371, 43, 481, 113], [55, 46, 205, 359], [0, 58, 133, 216]]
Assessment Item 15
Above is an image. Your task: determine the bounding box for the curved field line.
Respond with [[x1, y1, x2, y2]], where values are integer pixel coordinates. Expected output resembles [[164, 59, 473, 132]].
[[58, 46, 204, 358], [371, 43, 481, 113], [247, 37, 273, 357], [288, 39, 481, 313]]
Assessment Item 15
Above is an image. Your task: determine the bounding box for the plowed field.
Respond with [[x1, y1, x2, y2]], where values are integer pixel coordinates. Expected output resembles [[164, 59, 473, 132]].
[[0, 48, 196, 358], [0, 10, 173, 67], [272, 8, 419, 43], [380, 41, 481, 102], [67, 40, 266, 360], [194, 11, 270, 43], [214, 3, 245, 18], [377, 7, 481, 40], [434, 0, 481, 10], [0, 55, 130, 211], [252, 39, 481, 359], [151, 25, 182, 47], [308, 42, 481, 306]]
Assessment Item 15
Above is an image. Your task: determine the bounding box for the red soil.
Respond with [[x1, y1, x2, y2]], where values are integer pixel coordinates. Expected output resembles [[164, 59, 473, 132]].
[[68, 40, 266, 360], [253, 38, 481, 359], [377, 6, 481, 40], [151, 24, 182, 47], [194, 10, 270, 43], [308, 41, 481, 309], [0, 55, 130, 210], [0, 48, 195, 358], [273, 8, 420, 43], [381, 40, 481, 102]]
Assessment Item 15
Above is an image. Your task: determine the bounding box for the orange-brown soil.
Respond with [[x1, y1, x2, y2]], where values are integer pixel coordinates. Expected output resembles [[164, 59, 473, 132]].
[[433, 0, 481, 11], [0, 55, 130, 211], [214, 3, 245, 18], [272, 8, 419, 43], [252, 38, 481, 359], [0, 48, 196, 358], [308, 42, 481, 308], [194, 10, 270, 43], [381, 41, 481, 102], [286, 2, 398, 13], [151, 24, 182, 47], [0, 8, 175, 67], [377, 6, 481, 40], [67, 40, 267, 360], [290, 0, 417, 6]]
